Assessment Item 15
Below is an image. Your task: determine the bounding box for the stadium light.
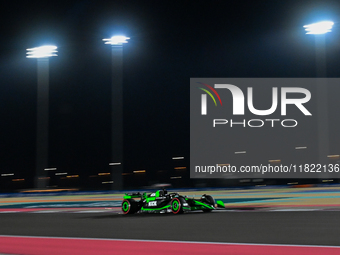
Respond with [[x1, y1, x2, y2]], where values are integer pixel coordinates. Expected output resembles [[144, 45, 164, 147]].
[[303, 21, 334, 34], [303, 21, 333, 165], [26, 45, 58, 58], [103, 36, 130, 45], [104, 35, 129, 190], [27, 44, 57, 188]]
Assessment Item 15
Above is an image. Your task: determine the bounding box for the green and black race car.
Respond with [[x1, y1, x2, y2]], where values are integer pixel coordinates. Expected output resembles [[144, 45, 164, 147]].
[[121, 189, 225, 214]]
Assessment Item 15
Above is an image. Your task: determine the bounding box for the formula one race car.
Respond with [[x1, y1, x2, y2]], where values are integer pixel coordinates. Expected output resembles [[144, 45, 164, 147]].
[[121, 189, 225, 214]]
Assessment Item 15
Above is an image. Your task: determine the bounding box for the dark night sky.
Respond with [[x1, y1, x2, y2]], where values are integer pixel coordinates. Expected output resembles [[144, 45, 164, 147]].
[[1, 0, 340, 187]]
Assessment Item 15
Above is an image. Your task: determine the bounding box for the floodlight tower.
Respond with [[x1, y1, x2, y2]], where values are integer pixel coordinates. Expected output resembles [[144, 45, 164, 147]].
[[304, 21, 334, 165], [103, 36, 129, 190], [26, 45, 58, 188]]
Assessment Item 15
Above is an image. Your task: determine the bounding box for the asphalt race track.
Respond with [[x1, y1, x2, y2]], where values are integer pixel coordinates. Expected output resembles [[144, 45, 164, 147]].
[[1, 187, 340, 254], [0, 210, 340, 246]]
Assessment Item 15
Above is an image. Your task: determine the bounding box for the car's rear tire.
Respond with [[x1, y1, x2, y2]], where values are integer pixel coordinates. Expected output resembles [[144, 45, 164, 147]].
[[122, 199, 138, 214], [201, 195, 215, 212], [171, 197, 184, 214]]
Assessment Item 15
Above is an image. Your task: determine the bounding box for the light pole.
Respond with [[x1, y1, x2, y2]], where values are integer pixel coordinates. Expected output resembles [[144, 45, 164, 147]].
[[303, 21, 334, 165], [26, 45, 57, 188], [103, 36, 129, 190]]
